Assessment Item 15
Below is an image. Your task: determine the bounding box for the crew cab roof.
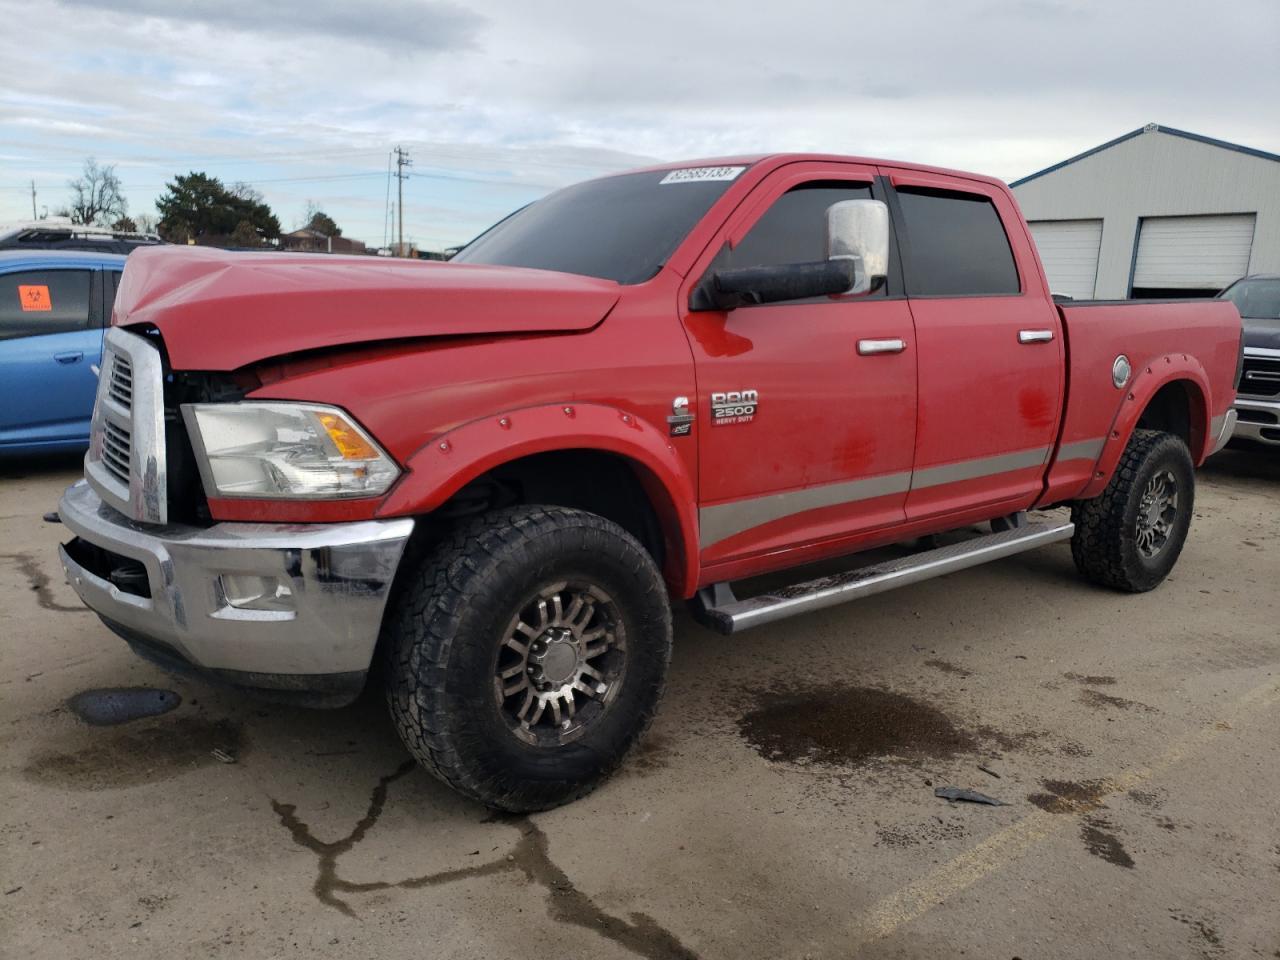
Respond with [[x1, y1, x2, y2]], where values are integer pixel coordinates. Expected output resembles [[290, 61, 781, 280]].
[[618, 153, 1011, 189]]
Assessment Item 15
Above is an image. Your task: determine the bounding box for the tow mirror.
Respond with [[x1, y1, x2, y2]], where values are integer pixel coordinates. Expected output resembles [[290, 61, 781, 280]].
[[689, 197, 890, 311], [700, 259, 856, 311], [826, 199, 889, 296]]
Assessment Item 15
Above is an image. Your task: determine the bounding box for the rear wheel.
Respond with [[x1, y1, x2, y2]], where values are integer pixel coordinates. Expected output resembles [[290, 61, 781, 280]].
[[383, 505, 672, 811], [1070, 429, 1195, 592]]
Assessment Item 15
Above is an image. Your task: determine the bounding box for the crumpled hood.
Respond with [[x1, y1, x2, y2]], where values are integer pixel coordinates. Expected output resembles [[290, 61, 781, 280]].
[[1243, 316, 1280, 352], [114, 245, 621, 370]]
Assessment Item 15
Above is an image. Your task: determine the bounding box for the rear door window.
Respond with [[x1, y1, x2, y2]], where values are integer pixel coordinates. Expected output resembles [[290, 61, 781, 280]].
[[0, 269, 94, 341], [896, 188, 1020, 296]]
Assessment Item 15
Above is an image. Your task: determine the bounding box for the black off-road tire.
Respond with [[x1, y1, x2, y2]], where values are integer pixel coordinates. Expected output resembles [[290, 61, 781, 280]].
[[383, 505, 672, 811], [1070, 429, 1195, 592]]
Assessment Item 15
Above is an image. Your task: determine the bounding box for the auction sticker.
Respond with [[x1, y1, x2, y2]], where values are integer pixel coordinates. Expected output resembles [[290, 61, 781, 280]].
[[659, 166, 746, 185], [18, 285, 52, 311]]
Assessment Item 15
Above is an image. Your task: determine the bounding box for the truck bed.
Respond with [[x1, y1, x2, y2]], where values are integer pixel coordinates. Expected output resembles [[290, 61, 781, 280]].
[[1039, 298, 1242, 506]]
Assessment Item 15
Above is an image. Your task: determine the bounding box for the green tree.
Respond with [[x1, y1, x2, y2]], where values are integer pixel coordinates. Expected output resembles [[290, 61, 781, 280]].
[[156, 172, 281, 246], [303, 200, 342, 237], [111, 215, 137, 233], [229, 219, 265, 248]]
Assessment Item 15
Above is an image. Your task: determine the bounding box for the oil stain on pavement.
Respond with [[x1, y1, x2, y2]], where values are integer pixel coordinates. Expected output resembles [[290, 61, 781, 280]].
[[1078, 689, 1158, 713], [23, 715, 244, 789], [1027, 778, 1136, 869], [270, 762, 699, 960], [1027, 778, 1112, 814], [737, 686, 976, 766], [1080, 816, 1136, 868], [1, 551, 90, 613]]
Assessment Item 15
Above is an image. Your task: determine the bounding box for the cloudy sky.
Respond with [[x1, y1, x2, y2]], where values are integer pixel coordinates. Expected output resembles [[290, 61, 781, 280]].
[[2, 0, 1277, 250]]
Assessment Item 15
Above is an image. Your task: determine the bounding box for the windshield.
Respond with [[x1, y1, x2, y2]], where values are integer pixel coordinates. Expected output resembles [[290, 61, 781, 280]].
[[452, 167, 745, 284], [1220, 278, 1280, 319]]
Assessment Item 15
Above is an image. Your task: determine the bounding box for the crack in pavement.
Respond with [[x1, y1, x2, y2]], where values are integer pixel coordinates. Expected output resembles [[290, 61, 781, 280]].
[[1, 552, 91, 614], [270, 761, 698, 960]]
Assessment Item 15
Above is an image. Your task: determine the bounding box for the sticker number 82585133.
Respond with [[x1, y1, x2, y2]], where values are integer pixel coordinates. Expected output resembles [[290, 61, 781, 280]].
[[659, 166, 746, 185]]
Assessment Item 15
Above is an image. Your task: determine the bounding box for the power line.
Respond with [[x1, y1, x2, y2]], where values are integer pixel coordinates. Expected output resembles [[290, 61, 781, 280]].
[[1, 167, 569, 195], [0, 143, 395, 167], [410, 169, 560, 190], [0, 171, 390, 191], [0, 141, 643, 175]]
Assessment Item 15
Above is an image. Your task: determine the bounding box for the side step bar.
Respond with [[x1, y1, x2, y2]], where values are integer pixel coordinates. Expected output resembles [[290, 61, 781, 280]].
[[693, 519, 1075, 635]]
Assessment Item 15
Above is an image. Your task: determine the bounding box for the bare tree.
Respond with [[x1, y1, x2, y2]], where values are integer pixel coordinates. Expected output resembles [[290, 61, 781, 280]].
[[133, 212, 158, 234], [64, 158, 128, 226], [231, 182, 265, 204]]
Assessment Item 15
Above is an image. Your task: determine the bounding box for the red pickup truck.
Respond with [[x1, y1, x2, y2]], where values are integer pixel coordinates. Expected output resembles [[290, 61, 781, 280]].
[[57, 154, 1242, 810]]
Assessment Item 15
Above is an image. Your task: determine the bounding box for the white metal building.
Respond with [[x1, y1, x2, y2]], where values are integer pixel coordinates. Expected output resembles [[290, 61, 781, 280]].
[[1011, 124, 1280, 300]]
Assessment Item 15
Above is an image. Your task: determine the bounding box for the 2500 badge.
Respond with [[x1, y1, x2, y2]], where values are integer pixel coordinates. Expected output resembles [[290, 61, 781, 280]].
[[711, 389, 758, 426]]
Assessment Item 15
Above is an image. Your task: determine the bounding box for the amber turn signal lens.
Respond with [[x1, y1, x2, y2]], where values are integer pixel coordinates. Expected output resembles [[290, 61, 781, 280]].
[[319, 412, 380, 460]]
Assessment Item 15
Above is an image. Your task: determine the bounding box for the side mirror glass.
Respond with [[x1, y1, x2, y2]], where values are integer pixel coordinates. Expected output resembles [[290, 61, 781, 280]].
[[826, 199, 889, 295]]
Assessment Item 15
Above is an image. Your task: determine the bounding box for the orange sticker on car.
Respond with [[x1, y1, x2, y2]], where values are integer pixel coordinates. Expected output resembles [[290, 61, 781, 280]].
[[18, 285, 52, 312]]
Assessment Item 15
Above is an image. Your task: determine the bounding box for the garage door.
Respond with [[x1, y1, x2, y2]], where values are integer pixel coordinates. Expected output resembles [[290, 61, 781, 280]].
[[1132, 214, 1256, 290], [1028, 219, 1102, 300]]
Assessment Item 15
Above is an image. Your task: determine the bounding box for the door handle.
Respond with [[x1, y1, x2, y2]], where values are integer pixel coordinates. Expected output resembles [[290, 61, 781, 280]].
[[54, 351, 84, 364], [857, 338, 907, 356], [1018, 329, 1055, 344]]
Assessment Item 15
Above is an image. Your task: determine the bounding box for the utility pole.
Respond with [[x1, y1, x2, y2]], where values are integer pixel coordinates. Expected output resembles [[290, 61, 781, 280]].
[[394, 146, 412, 256], [30, 180, 37, 220]]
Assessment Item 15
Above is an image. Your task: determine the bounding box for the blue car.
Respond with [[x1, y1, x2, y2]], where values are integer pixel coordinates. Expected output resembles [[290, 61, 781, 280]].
[[0, 250, 126, 455]]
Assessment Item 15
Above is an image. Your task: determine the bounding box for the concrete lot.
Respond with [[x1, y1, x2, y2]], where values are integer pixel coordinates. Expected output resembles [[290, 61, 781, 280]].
[[2, 451, 1277, 960]]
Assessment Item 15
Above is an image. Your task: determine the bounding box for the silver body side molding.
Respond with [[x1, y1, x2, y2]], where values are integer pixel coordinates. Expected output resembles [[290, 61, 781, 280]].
[[692, 519, 1075, 634], [697, 442, 1085, 549]]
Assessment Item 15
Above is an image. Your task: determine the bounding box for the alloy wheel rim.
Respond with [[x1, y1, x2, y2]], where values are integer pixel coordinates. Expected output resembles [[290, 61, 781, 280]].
[[494, 581, 626, 745], [1135, 469, 1178, 559]]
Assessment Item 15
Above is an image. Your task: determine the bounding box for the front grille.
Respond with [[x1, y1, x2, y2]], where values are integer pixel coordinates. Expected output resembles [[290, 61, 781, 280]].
[[1236, 408, 1278, 425], [108, 354, 133, 410], [85, 328, 168, 524], [101, 420, 132, 484], [1239, 356, 1280, 398]]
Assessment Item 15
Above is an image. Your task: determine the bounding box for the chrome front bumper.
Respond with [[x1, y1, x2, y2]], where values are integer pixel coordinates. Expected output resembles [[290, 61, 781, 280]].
[[58, 481, 413, 703]]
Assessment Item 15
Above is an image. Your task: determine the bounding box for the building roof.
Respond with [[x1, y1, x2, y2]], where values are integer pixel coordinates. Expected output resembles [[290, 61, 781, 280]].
[[1011, 123, 1280, 188]]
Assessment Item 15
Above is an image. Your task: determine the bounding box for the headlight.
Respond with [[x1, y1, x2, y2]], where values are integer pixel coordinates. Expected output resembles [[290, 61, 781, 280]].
[[182, 402, 400, 499]]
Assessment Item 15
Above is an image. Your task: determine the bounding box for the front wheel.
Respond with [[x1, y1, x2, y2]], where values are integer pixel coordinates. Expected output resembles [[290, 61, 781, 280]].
[[383, 505, 672, 811], [1070, 429, 1195, 592]]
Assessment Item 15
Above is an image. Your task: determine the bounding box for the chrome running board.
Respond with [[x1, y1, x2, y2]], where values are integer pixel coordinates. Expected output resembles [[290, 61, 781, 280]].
[[692, 519, 1074, 635]]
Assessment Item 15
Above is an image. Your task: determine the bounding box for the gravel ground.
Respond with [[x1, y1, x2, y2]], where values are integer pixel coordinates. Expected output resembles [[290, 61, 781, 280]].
[[2, 449, 1277, 960]]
